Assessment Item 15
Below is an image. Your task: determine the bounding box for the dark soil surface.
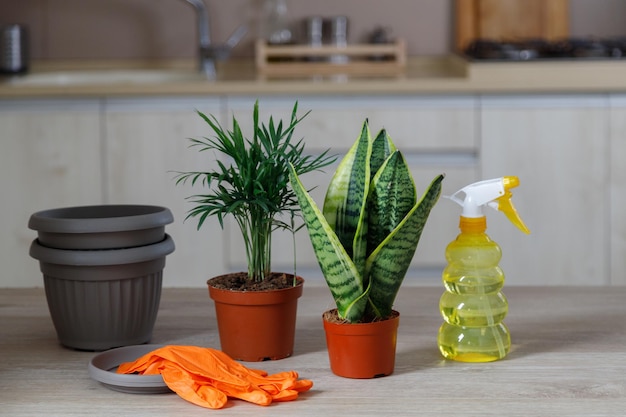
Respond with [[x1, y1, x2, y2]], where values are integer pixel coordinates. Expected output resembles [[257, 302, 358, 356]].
[[207, 272, 302, 291], [323, 308, 400, 324]]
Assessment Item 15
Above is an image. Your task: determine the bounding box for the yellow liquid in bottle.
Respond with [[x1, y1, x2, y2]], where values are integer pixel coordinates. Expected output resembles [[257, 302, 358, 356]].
[[437, 219, 510, 362]]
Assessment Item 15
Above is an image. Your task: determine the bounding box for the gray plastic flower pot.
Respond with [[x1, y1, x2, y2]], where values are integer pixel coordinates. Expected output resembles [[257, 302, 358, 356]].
[[29, 234, 175, 351], [28, 204, 174, 250]]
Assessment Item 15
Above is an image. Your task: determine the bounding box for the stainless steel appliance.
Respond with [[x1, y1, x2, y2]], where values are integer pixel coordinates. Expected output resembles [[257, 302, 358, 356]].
[[464, 38, 626, 61], [0, 24, 28, 74]]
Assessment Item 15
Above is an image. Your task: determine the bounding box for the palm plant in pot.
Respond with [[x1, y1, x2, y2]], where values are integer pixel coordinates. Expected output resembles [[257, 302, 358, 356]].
[[289, 120, 444, 378], [174, 100, 335, 361]]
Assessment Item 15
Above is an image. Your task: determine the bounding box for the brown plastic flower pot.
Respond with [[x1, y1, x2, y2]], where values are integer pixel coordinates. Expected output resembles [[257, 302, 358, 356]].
[[207, 275, 304, 362], [29, 235, 175, 351], [28, 204, 173, 250], [323, 309, 400, 378]]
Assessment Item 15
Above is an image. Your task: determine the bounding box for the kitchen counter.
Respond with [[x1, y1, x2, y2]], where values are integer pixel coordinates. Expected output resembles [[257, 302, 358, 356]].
[[1, 286, 625, 416], [3, 56, 626, 98]]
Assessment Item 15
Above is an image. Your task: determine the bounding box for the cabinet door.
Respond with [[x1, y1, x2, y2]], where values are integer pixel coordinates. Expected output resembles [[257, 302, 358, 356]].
[[609, 95, 626, 285], [224, 96, 478, 284], [0, 99, 102, 287], [481, 95, 609, 285], [104, 97, 226, 287]]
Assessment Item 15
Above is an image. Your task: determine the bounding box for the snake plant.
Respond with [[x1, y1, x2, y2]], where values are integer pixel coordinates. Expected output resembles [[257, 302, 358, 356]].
[[289, 120, 444, 322]]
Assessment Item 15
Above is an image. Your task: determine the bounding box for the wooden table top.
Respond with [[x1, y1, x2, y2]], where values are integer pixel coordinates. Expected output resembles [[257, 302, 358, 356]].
[[1, 286, 625, 416]]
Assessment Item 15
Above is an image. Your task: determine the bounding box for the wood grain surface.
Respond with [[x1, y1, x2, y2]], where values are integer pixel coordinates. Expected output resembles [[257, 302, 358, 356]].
[[1, 286, 625, 416], [455, 0, 569, 50]]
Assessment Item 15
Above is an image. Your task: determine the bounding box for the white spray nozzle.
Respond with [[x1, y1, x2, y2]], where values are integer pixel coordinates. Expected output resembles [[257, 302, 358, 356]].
[[447, 176, 529, 234]]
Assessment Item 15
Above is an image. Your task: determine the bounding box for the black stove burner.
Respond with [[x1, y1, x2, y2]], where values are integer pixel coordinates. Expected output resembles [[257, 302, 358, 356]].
[[464, 38, 626, 61]]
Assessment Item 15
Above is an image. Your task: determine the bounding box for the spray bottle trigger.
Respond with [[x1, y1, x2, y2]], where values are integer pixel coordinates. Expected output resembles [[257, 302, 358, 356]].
[[495, 191, 530, 234]]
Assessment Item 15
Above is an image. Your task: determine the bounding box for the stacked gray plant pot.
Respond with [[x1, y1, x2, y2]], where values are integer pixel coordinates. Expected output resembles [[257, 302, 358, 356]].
[[28, 205, 175, 351]]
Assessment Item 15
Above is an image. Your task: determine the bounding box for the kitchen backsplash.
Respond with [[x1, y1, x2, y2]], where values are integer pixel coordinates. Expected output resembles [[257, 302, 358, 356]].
[[1, 0, 625, 61]]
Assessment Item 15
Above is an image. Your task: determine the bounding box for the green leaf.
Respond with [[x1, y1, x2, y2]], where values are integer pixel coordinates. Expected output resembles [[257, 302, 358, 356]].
[[322, 120, 371, 275], [289, 164, 368, 321], [370, 129, 396, 180], [367, 151, 417, 255], [366, 174, 444, 318]]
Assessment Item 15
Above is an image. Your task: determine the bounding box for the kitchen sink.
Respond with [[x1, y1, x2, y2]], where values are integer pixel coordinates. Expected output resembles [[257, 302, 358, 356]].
[[4, 69, 207, 86]]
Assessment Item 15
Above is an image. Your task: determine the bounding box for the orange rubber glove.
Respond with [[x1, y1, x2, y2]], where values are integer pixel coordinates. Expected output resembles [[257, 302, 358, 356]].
[[117, 345, 313, 409]]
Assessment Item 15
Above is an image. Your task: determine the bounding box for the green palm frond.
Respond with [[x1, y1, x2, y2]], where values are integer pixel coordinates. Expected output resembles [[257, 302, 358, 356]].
[[174, 100, 336, 282]]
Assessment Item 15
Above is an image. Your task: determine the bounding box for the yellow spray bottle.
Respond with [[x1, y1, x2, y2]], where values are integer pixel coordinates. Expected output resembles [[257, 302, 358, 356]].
[[437, 176, 530, 362]]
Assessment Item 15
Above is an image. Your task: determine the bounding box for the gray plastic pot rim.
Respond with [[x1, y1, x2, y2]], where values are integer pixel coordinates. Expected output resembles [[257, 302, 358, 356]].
[[28, 204, 174, 234], [29, 234, 175, 266]]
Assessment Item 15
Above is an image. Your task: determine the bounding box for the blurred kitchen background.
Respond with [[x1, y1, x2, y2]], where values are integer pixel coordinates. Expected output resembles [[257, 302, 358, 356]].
[[2, 0, 626, 62]]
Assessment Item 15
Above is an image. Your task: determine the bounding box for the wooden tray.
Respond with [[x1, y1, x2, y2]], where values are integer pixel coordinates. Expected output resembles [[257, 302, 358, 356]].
[[255, 38, 407, 77]]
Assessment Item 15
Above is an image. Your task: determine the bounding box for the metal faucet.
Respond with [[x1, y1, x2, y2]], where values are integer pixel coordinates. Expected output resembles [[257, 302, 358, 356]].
[[181, 0, 247, 80]]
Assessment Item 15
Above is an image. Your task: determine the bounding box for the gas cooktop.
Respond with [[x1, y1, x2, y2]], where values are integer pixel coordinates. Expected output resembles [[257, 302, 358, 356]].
[[464, 38, 626, 61]]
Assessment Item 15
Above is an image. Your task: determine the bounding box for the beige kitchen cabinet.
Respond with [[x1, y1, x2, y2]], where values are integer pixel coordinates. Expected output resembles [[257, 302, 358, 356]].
[[608, 95, 626, 285], [5, 93, 616, 289], [0, 99, 103, 287], [103, 97, 226, 287], [224, 96, 479, 285], [481, 95, 610, 285]]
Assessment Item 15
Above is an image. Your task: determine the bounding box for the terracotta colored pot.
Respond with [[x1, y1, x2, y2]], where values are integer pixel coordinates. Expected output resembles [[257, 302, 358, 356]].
[[323, 309, 400, 378], [207, 275, 304, 361]]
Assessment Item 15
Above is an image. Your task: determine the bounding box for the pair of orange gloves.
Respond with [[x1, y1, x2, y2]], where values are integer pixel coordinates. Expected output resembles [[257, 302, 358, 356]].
[[117, 345, 313, 409]]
